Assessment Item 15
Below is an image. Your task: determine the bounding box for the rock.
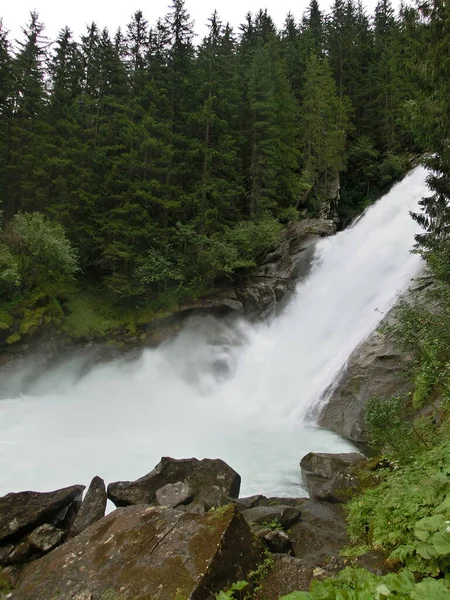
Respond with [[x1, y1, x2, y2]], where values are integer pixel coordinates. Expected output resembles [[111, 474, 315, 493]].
[[266, 497, 304, 507], [258, 503, 349, 600], [7, 543, 31, 565], [261, 530, 293, 554], [28, 524, 64, 553], [233, 495, 268, 510], [241, 505, 301, 529], [11, 504, 264, 600], [0, 545, 13, 566], [0, 485, 84, 543], [69, 476, 107, 538], [300, 453, 364, 502], [256, 554, 320, 598], [288, 499, 349, 561], [156, 482, 194, 508], [317, 308, 413, 444], [108, 457, 241, 512]]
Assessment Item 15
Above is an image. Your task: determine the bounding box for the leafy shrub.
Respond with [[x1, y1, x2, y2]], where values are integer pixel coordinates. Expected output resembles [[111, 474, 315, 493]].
[[279, 567, 450, 599], [365, 395, 429, 460], [347, 442, 450, 560], [1, 212, 79, 298], [0, 243, 21, 299]]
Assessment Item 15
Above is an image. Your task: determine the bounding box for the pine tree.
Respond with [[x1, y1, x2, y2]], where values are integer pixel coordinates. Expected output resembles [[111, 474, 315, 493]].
[[6, 12, 50, 216], [298, 55, 348, 215], [0, 21, 14, 218]]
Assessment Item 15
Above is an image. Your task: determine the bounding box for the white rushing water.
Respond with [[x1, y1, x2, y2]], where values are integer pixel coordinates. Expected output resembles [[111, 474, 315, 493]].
[[0, 167, 429, 498]]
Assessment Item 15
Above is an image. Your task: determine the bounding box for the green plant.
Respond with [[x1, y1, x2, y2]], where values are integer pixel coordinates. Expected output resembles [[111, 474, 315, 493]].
[[278, 568, 450, 599], [216, 580, 248, 600], [365, 395, 429, 461], [248, 551, 275, 594], [260, 519, 284, 531], [347, 442, 450, 558], [390, 498, 450, 575]]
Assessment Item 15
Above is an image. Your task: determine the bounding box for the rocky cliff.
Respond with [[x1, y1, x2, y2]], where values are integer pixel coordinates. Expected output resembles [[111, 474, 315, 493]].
[[317, 274, 430, 445]]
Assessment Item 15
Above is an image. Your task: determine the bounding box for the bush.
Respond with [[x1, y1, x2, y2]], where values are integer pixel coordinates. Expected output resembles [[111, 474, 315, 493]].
[[279, 567, 450, 599], [1, 212, 79, 298], [346, 442, 450, 560]]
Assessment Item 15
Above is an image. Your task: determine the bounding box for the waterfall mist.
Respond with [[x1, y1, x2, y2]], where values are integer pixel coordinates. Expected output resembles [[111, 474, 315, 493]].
[[0, 167, 428, 498]]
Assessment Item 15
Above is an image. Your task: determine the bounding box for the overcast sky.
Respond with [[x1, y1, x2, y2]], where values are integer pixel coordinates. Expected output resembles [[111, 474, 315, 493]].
[[2, 0, 384, 43]]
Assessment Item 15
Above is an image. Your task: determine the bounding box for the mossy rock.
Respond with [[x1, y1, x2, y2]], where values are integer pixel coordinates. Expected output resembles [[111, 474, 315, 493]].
[[11, 505, 264, 600]]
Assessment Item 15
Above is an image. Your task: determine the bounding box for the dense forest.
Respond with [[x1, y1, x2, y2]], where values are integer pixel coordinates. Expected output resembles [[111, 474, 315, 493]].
[[0, 0, 427, 333]]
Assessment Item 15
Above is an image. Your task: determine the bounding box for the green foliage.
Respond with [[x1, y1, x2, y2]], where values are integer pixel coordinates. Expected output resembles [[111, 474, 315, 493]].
[[347, 442, 450, 565], [279, 568, 450, 599], [387, 287, 450, 409], [365, 395, 429, 460], [0, 243, 21, 298], [216, 580, 248, 600], [0, 212, 79, 300], [62, 291, 122, 340], [260, 519, 284, 531]]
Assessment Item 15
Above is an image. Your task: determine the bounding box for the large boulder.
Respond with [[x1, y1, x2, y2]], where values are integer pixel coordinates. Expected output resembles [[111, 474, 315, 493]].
[[108, 457, 241, 512], [10, 504, 264, 600], [0, 485, 84, 544], [300, 452, 364, 503], [288, 499, 349, 561], [69, 476, 107, 538]]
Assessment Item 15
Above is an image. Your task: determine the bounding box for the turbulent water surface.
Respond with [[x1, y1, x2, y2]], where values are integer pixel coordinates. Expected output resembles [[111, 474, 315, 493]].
[[0, 167, 429, 498]]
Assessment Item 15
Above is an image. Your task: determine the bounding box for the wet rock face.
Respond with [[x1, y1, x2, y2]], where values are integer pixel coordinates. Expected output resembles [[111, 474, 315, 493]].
[[317, 312, 413, 444], [300, 452, 365, 503], [108, 457, 241, 513], [0, 485, 84, 544], [10, 504, 264, 600], [234, 219, 336, 320]]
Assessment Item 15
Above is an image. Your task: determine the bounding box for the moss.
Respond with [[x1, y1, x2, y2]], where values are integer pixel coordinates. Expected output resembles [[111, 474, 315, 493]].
[[0, 569, 12, 597], [63, 291, 121, 339]]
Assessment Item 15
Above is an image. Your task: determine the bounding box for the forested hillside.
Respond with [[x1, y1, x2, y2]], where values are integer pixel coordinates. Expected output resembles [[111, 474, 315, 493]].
[[0, 0, 426, 337]]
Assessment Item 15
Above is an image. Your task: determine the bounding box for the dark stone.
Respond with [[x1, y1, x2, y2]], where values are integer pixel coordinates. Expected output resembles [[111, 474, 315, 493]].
[[288, 499, 349, 561], [267, 497, 304, 507], [261, 554, 346, 599], [241, 505, 301, 529], [11, 504, 264, 600], [232, 495, 268, 510], [0, 544, 13, 566], [155, 482, 194, 508], [0, 485, 85, 543], [7, 543, 32, 565], [261, 530, 293, 554], [28, 524, 65, 553], [69, 477, 107, 538], [108, 457, 241, 513], [300, 452, 364, 503]]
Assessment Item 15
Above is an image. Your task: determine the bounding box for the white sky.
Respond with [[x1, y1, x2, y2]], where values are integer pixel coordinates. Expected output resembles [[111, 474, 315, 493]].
[[2, 0, 383, 44]]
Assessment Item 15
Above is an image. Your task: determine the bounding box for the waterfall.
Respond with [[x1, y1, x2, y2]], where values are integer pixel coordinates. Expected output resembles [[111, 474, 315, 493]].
[[0, 167, 428, 498]]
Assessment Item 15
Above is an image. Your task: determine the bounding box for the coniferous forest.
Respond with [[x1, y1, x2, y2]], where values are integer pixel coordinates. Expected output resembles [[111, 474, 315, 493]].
[[0, 0, 444, 336]]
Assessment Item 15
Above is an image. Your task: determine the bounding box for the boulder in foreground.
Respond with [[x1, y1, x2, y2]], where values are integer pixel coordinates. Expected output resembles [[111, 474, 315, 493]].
[[0, 485, 84, 544], [108, 457, 241, 512], [300, 452, 364, 502], [69, 476, 106, 538], [10, 504, 264, 600]]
